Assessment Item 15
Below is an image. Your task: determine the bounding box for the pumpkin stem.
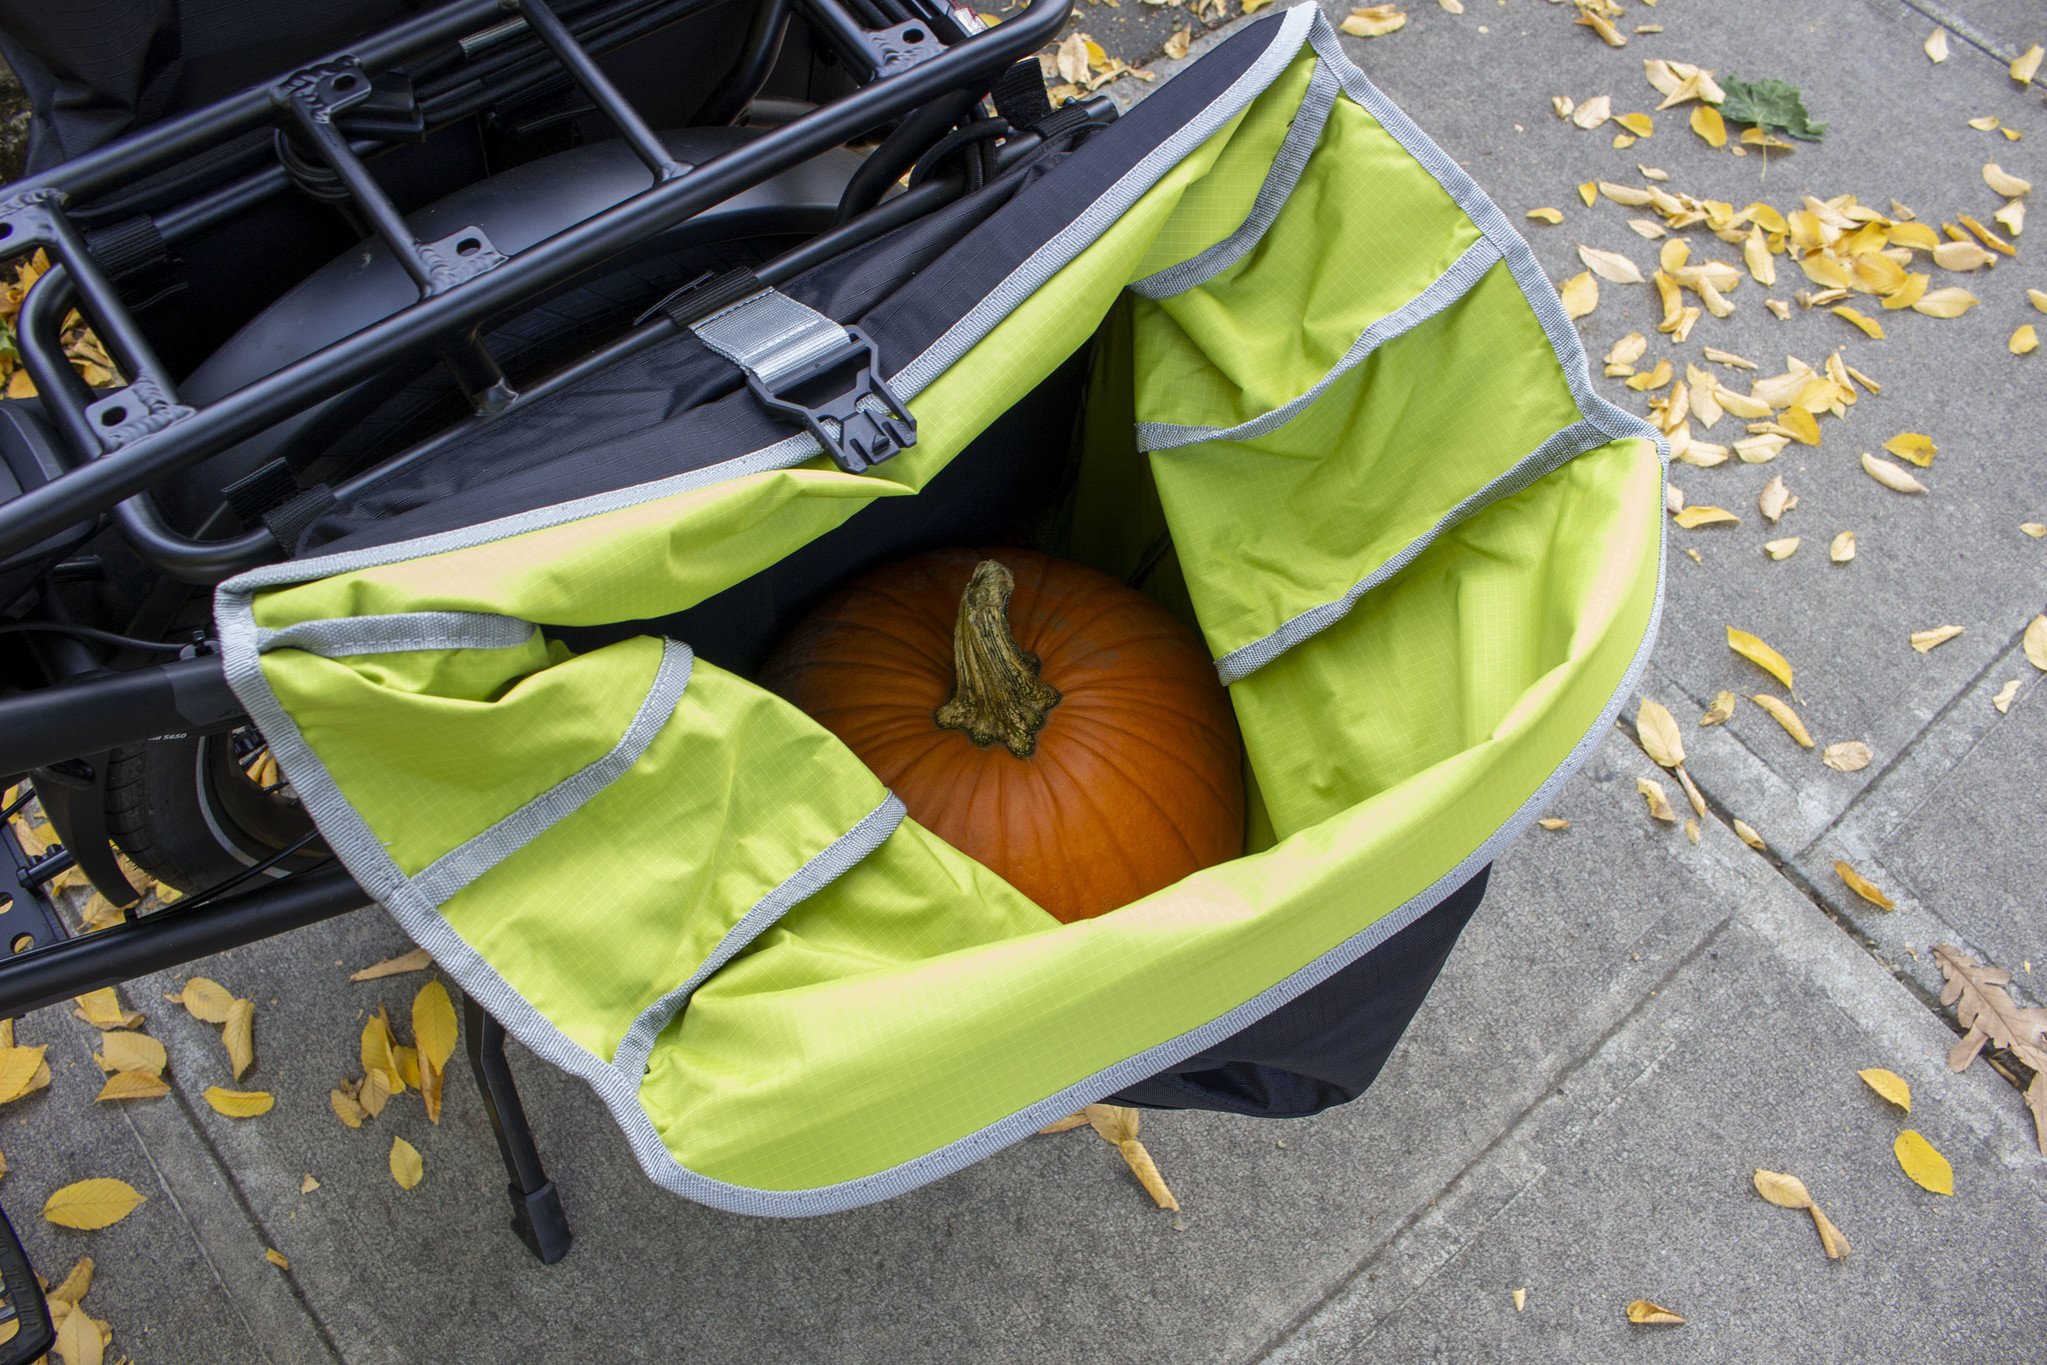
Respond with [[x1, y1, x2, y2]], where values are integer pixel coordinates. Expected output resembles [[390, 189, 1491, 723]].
[[935, 559, 1061, 757]]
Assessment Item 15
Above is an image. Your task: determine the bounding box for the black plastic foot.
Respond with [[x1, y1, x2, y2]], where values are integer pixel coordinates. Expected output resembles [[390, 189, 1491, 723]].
[[508, 1178, 573, 1264]]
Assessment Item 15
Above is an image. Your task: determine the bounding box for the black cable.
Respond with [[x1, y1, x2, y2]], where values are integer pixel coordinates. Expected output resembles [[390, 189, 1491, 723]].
[[0, 622, 190, 653], [906, 119, 1006, 189], [170, 829, 326, 914]]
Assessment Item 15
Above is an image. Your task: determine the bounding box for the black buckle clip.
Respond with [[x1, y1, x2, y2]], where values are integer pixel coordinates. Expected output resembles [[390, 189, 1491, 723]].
[[745, 326, 916, 474]]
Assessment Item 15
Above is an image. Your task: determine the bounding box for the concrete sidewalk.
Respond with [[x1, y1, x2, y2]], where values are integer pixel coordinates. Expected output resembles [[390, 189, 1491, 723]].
[[5, 0, 2045, 1359]]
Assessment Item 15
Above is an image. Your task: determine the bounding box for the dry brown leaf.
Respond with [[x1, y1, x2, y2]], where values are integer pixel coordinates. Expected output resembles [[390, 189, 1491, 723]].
[[204, 1087, 275, 1118], [1835, 859, 1895, 910], [1727, 627, 1794, 689], [171, 977, 237, 1024], [1910, 625, 1965, 653], [2013, 1042, 2047, 1157], [389, 1136, 425, 1190], [1924, 28, 1949, 62], [43, 1178, 146, 1230], [1861, 452, 1927, 493], [1934, 944, 2047, 1061], [1625, 1300, 1685, 1326], [1636, 776, 1678, 823], [1701, 691, 1737, 726], [1822, 741, 1872, 772], [92, 1031, 165, 1077], [1636, 699, 1686, 767], [1993, 679, 2022, 713], [93, 1070, 169, 1103], [1858, 1067, 1911, 1112], [1751, 695, 1814, 747], [1830, 530, 1857, 563], [1734, 819, 1767, 850], [348, 948, 432, 982], [224, 997, 255, 1080], [1893, 1130, 1953, 1195]]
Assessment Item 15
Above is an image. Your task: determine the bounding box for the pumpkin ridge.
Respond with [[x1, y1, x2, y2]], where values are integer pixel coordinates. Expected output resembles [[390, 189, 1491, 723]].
[[1030, 738, 1162, 906], [1043, 723, 1207, 868], [1053, 708, 1243, 812]]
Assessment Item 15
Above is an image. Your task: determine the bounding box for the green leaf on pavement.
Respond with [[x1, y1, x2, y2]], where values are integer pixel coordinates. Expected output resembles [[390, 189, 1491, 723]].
[[1719, 76, 1827, 141]]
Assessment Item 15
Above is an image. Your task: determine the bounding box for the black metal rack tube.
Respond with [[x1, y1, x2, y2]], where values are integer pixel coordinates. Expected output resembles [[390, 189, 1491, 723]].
[[0, 0, 1073, 566], [515, 0, 687, 179], [0, 654, 243, 782], [0, 863, 367, 1019]]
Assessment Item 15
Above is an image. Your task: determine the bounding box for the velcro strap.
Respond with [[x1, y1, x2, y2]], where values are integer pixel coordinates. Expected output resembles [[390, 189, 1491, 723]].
[[260, 485, 339, 555], [989, 58, 1054, 131]]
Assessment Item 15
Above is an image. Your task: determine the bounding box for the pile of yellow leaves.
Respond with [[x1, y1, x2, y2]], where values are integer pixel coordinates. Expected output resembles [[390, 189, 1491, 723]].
[[0, 251, 124, 401], [1042, 31, 1157, 104], [331, 979, 458, 1188]]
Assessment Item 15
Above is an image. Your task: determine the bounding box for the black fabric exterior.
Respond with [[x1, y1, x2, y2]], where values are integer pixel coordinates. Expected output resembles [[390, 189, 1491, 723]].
[[1109, 868, 1490, 1118], [296, 11, 1289, 560]]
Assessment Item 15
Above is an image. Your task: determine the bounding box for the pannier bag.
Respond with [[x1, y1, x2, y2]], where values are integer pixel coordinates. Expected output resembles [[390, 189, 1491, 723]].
[[214, 4, 1665, 1215]]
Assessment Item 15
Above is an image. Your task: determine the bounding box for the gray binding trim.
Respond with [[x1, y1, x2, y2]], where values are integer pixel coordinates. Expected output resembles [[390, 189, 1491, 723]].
[[1128, 56, 1341, 300], [1215, 416, 1614, 684], [1135, 235, 1500, 451], [609, 795, 907, 1082], [256, 610, 537, 659], [410, 639, 694, 907], [213, 5, 1668, 1217], [690, 288, 852, 387]]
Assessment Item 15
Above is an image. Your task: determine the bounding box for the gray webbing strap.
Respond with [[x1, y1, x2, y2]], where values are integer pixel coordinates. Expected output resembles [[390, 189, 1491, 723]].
[[689, 289, 853, 388]]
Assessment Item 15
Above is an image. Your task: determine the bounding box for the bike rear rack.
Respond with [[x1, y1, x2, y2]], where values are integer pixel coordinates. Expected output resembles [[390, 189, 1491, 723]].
[[0, 0, 1072, 581]]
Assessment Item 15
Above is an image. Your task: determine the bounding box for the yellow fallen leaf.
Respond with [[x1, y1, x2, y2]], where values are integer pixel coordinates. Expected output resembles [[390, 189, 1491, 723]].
[[1831, 305, 1883, 339], [1626, 358, 1673, 391], [361, 1008, 405, 1096], [1859, 1067, 1912, 1112], [1117, 1136, 1179, 1209], [2013, 43, 2044, 82], [1996, 199, 2025, 236], [1830, 531, 1856, 562], [1835, 859, 1895, 909], [224, 997, 255, 1081], [1734, 819, 1766, 850], [1038, 1112, 1090, 1135], [0, 1045, 51, 1104], [1525, 207, 1564, 225], [394, 1044, 420, 1092], [1637, 776, 1678, 823], [390, 1136, 425, 1189], [48, 1255, 91, 1306], [1911, 287, 1979, 317], [1615, 112, 1654, 138], [1882, 432, 1937, 467], [1751, 695, 1813, 747], [1893, 1130, 1953, 1195], [1560, 270, 1598, 319], [2013, 325, 2040, 356], [1636, 699, 1686, 767], [1579, 243, 1644, 284], [203, 1086, 275, 1118], [93, 1070, 170, 1102], [1340, 4, 1408, 38], [1537, 817, 1570, 831], [1677, 765, 1707, 819], [412, 981, 458, 1074], [2025, 614, 2047, 672], [1822, 740, 1872, 772], [1764, 538, 1800, 560], [1931, 239, 1996, 272], [1925, 28, 1949, 61], [91, 1031, 165, 1077], [2031, 290, 2047, 314], [1512, 1288, 1527, 1312], [1673, 505, 1738, 528], [329, 1087, 365, 1129], [1861, 452, 1927, 493], [43, 1178, 146, 1230], [266, 1248, 290, 1270], [1759, 474, 1795, 523], [53, 1306, 102, 1365], [1993, 679, 2021, 713], [1701, 691, 1737, 726], [1689, 103, 1726, 148], [300, 1173, 320, 1193], [1910, 625, 1965, 653], [1727, 627, 1794, 689], [171, 977, 237, 1024], [1625, 1300, 1685, 1326], [1983, 163, 2033, 197], [71, 988, 141, 1031], [1753, 1167, 1813, 1209], [349, 948, 432, 982], [1881, 273, 1930, 310]]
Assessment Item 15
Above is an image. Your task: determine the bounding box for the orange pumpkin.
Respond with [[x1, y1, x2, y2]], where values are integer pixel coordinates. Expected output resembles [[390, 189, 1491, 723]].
[[758, 548, 1244, 923]]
